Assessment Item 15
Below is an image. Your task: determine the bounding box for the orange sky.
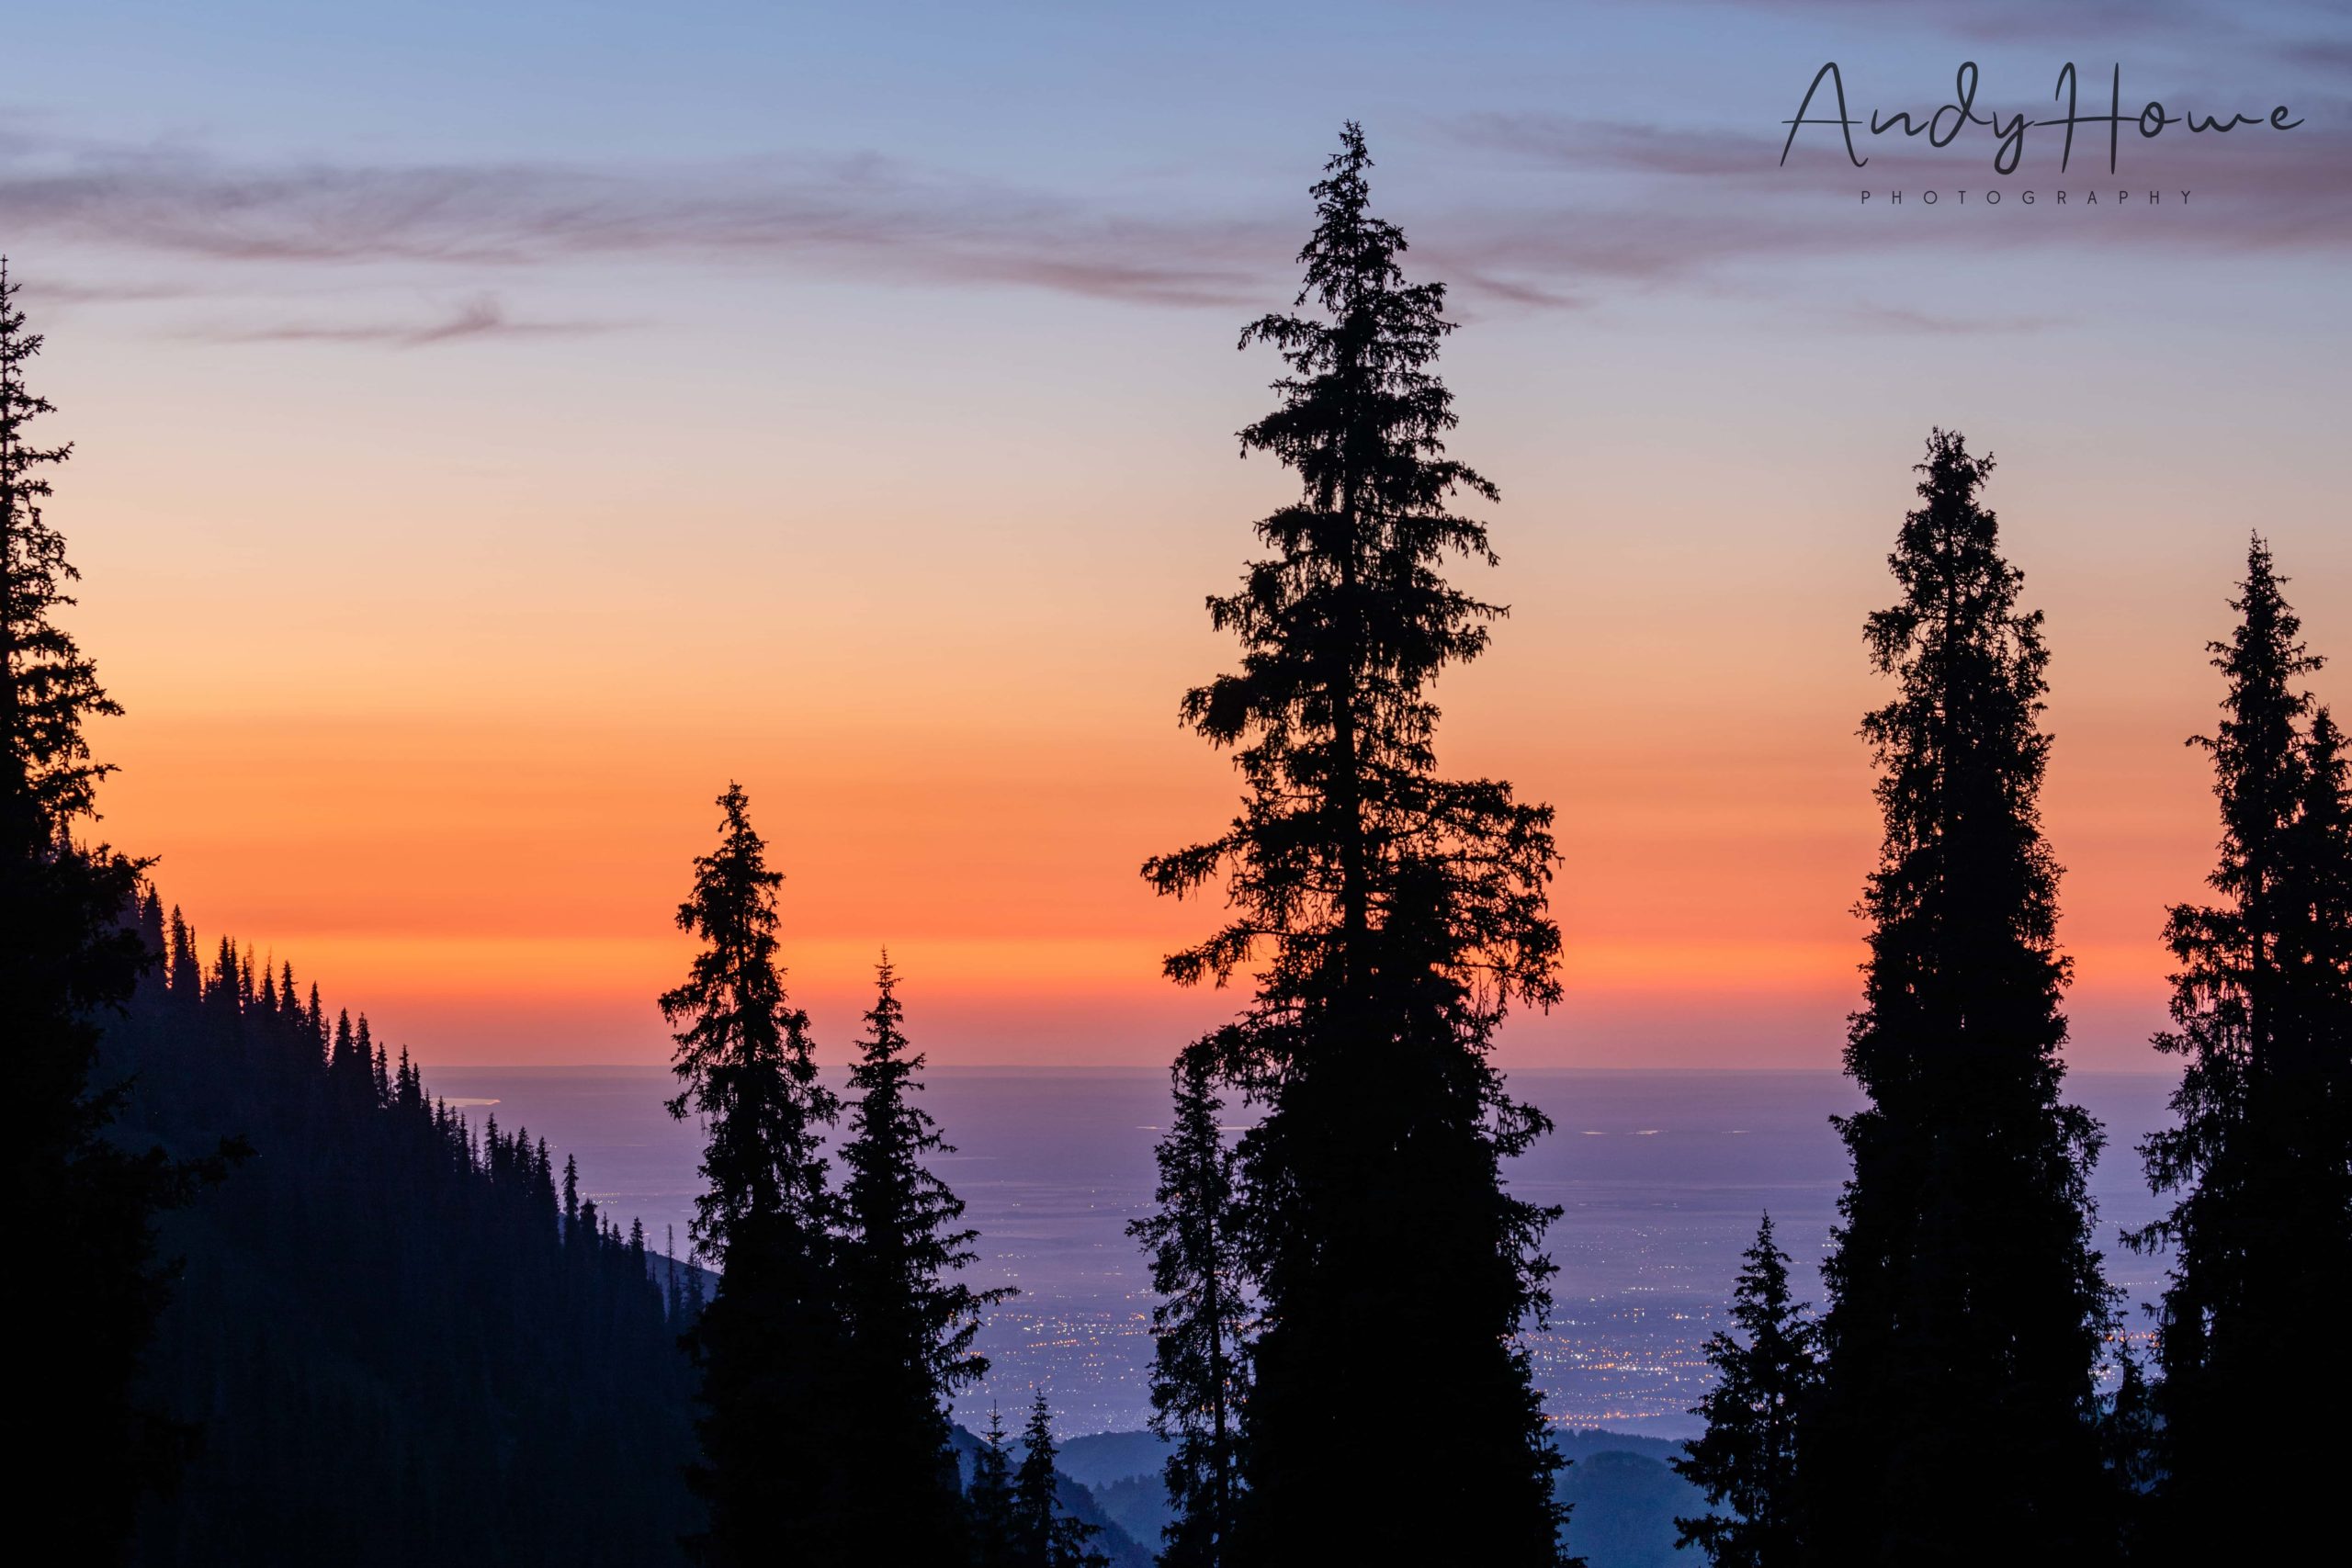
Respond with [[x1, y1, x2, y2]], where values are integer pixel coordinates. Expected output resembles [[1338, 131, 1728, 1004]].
[[71, 352, 2337, 1070], [21, 10, 2347, 1072]]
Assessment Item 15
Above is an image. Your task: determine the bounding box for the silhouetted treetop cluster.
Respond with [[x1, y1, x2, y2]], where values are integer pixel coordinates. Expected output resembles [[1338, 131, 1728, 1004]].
[[2124, 536, 2352, 1563], [662, 785, 1078, 1567]]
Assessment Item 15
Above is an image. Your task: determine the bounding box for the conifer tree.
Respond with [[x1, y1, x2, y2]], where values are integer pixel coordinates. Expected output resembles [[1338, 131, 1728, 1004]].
[[1014, 1391, 1108, 1568], [1127, 1045, 1248, 1567], [968, 1404, 1021, 1568], [1805, 431, 2114, 1564], [661, 782, 851, 1565], [167, 904, 200, 996], [2098, 1338, 2160, 1563], [2, 258, 227, 1557], [1142, 124, 1567, 1565], [2130, 539, 2352, 1558], [1675, 1214, 1817, 1568], [836, 953, 1005, 1559]]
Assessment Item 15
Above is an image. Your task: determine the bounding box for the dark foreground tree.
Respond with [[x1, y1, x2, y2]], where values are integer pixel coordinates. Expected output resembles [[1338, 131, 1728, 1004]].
[[1804, 431, 2116, 1565], [1675, 1213, 1816, 1568], [1127, 1046, 1248, 1567], [662, 784, 851, 1566], [837, 953, 1006, 1561], [1013, 1392, 1108, 1568], [2130, 538, 2352, 1562], [2, 260, 229, 1558], [1143, 125, 1569, 1566]]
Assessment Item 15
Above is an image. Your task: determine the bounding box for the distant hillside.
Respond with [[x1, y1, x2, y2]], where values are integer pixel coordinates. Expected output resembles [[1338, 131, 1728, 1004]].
[[113, 906, 702, 1567], [1552, 1427, 1690, 1467], [1055, 1429, 1175, 1488], [1556, 1449, 1703, 1568], [1039, 1427, 1710, 1568]]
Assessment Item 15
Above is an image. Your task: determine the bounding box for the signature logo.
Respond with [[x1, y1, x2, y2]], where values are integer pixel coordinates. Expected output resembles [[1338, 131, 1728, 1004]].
[[1781, 62, 2301, 175]]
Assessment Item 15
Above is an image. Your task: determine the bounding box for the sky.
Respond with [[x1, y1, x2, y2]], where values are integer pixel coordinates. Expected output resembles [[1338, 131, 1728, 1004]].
[[7, 0, 2350, 1068]]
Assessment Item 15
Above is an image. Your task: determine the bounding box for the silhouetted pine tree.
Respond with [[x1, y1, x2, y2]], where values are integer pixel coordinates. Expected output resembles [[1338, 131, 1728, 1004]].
[[661, 783, 851, 1566], [1127, 1045, 1248, 1567], [1142, 124, 1567, 1566], [2130, 538, 2352, 1561], [2098, 1338, 2160, 1563], [837, 953, 1006, 1560], [968, 1404, 1021, 1568], [2, 259, 232, 1559], [1805, 430, 2115, 1565], [1014, 1392, 1108, 1568], [1675, 1213, 1817, 1568]]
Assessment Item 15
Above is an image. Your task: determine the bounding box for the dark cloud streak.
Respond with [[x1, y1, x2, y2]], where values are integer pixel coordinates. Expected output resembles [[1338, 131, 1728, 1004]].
[[0, 143, 1284, 309], [193, 294, 621, 349]]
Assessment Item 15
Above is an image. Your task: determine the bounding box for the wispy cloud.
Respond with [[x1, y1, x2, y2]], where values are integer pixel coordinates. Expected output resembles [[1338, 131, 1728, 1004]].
[[1604, 0, 2264, 48], [192, 293, 620, 349], [1446, 114, 1781, 179], [9, 275, 195, 305], [4, 114, 2346, 332], [0, 139, 1284, 309], [1834, 301, 2056, 335]]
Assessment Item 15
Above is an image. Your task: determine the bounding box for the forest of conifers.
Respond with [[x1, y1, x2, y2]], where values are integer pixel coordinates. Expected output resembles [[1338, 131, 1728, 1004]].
[[8, 126, 2347, 1568]]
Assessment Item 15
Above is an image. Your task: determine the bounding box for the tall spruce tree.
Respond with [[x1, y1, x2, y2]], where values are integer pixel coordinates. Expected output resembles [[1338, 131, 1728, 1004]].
[[1127, 1045, 1248, 1568], [1013, 1391, 1108, 1568], [661, 783, 851, 1566], [2, 258, 226, 1558], [1805, 430, 2115, 1565], [1142, 125, 1568, 1566], [968, 1404, 1021, 1568], [2130, 538, 2352, 1560], [837, 953, 1006, 1560], [1674, 1213, 1817, 1568]]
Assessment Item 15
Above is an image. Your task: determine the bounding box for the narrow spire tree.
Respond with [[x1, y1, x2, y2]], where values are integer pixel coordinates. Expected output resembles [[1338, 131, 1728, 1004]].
[[2131, 538, 2352, 1557], [1143, 123, 1567, 1566], [3, 259, 226, 1557], [836, 953, 1006, 1559], [1127, 1044, 1248, 1567], [661, 782, 850, 1565], [1805, 431, 2114, 1564], [1014, 1391, 1107, 1568], [968, 1404, 1021, 1568], [1675, 1214, 1818, 1568]]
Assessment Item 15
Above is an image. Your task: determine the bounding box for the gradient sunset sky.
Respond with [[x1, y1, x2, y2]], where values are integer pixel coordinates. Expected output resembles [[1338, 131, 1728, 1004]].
[[9, 0, 2349, 1067]]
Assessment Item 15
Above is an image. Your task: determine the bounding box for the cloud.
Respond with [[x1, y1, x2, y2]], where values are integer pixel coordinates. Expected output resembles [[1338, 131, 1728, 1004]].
[[1833, 302, 2056, 335], [193, 293, 620, 349], [1446, 114, 1783, 179], [1431, 106, 2352, 281], [7, 275, 194, 305], [1605, 0, 2257, 48], [0, 140, 1285, 309], [3, 114, 2347, 329]]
